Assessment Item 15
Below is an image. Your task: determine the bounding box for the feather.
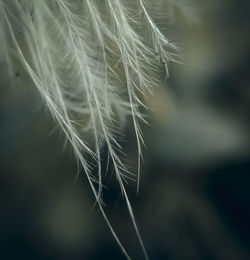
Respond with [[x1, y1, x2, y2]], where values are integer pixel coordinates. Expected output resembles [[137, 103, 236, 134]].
[[0, 1, 177, 259], [145, 0, 200, 24]]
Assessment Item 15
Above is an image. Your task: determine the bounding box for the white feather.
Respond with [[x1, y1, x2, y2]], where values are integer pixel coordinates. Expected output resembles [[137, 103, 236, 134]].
[[0, 1, 178, 259]]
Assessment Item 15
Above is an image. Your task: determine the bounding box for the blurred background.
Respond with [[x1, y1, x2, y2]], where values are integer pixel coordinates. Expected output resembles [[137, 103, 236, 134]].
[[1, 0, 250, 259]]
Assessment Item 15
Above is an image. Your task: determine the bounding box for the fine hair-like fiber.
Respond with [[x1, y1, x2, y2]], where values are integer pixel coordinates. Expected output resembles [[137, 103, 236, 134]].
[[0, 1, 178, 259]]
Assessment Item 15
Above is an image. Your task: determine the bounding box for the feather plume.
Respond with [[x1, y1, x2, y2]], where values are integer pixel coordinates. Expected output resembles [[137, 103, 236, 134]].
[[0, 1, 178, 258]]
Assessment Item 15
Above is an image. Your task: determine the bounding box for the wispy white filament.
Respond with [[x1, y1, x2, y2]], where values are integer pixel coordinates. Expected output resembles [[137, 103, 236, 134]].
[[0, 1, 177, 259]]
